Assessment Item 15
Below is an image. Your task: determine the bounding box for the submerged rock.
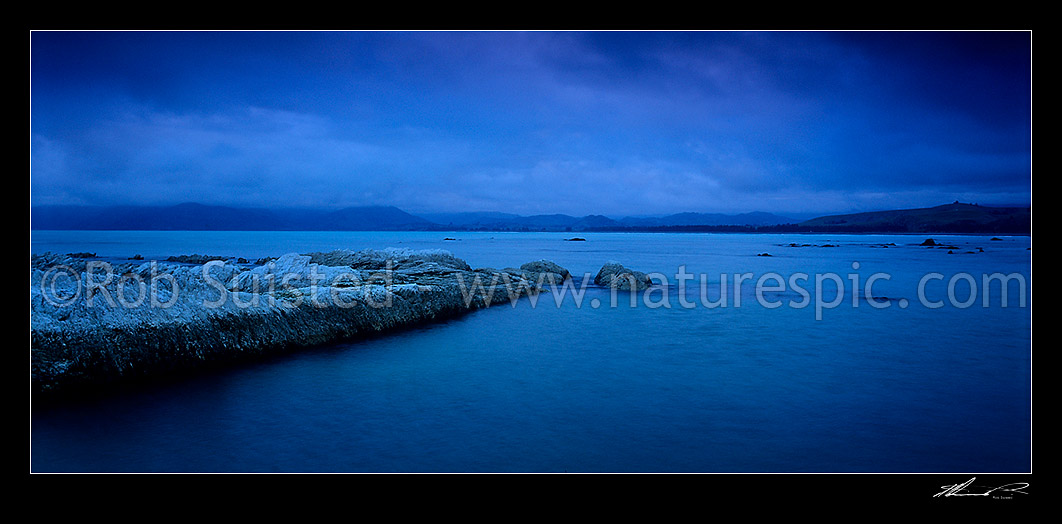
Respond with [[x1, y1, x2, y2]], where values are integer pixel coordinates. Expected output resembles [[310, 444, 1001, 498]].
[[594, 261, 653, 290]]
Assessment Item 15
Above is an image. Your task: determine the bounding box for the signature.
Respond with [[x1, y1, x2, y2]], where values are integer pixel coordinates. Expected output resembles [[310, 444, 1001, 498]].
[[934, 477, 1030, 498]]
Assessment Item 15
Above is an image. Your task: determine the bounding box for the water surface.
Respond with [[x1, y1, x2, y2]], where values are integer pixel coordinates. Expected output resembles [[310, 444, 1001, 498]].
[[30, 231, 1032, 472]]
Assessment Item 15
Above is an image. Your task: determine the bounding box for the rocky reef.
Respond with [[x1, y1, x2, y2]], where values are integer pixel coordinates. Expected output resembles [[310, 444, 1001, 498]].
[[30, 248, 570, 397]]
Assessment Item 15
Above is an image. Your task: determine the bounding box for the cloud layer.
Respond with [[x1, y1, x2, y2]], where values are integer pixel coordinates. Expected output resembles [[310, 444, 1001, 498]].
[[31, 31, 1032, 215]]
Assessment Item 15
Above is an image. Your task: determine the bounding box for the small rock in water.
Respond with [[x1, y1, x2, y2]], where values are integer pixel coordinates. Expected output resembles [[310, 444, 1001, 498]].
[[594, 261, 652, 290], [519, 260, 571, 282]]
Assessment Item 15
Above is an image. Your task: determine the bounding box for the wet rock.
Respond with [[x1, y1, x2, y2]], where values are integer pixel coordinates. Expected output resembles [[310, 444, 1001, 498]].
[[519, 260, 571, 283], [594, 261, 652, 291], [32, 252, 89, 272], [920, 239, 937, 246]]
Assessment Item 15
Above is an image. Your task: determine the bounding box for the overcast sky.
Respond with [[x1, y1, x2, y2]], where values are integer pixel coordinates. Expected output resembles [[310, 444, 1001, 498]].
[[30, 30, 1031, 216]]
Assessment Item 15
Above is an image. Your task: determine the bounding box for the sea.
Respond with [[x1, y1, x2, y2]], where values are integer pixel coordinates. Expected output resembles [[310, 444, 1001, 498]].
[[29, 231, 1032, 473]]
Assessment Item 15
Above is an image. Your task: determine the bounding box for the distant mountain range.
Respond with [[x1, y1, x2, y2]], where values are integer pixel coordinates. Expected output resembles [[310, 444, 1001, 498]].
[[416, 210, 795, 230], [30, 203, 797, 231], [29, 202, 1030, 234]]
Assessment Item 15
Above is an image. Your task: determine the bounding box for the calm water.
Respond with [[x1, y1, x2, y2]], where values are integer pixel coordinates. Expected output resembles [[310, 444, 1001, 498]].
[[30, 231, 1032, 472]]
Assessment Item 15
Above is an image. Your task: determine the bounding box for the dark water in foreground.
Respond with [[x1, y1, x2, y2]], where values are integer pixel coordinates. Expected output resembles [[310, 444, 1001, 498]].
[[30, 232, 1032, 472]]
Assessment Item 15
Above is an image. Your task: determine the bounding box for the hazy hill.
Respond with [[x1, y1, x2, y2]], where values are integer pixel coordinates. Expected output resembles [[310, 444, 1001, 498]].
[[573, 214, 621, 229], [313, 206, 436, 230], [797, 202, 1030, 233], [31, 203, 437, 231], [416, 212, 522, 227]]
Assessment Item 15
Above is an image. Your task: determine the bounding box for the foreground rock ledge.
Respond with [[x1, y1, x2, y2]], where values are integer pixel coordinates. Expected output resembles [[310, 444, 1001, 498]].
[[30, 249, 570, 397]]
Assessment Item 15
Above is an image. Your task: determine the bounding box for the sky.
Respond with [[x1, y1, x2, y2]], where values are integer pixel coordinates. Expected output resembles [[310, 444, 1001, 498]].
[[30, 30, 1032, 217]]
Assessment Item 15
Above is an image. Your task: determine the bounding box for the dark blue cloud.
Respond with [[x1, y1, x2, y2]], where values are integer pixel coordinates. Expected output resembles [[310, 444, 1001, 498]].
[[31, 30, 1032, 215]]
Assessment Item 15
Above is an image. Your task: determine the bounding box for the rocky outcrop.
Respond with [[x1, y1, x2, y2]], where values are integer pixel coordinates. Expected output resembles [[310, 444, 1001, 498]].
[[165, 254, 232, 264], [593, 261, 653, 291], [305, 248, 473, 272], [30, 249, 569, 397], [519, 260, 571, 283]]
